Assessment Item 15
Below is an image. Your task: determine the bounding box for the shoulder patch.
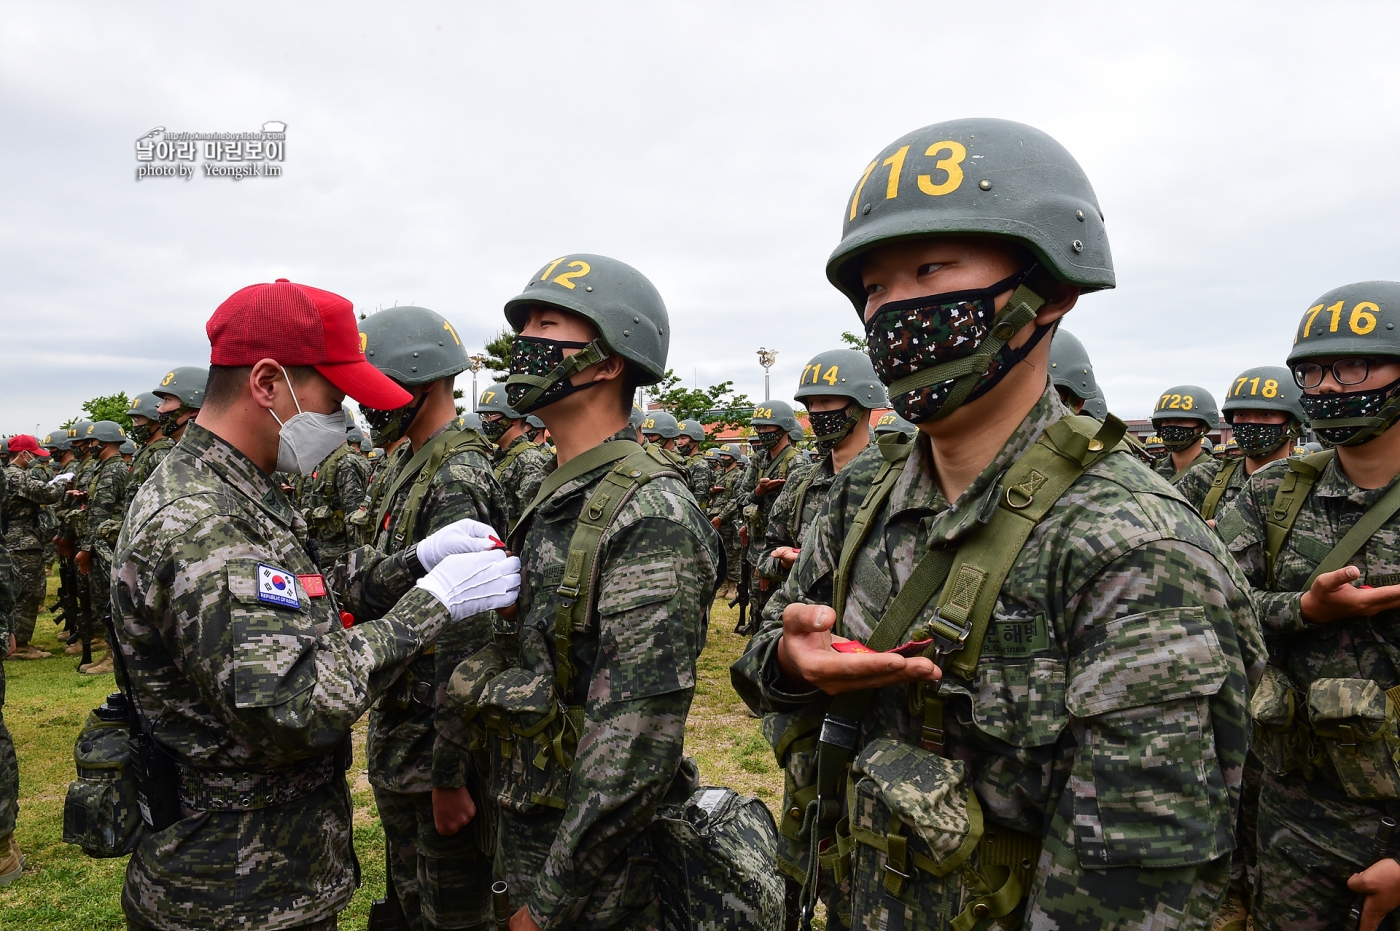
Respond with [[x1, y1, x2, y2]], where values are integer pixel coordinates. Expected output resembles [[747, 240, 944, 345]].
[[256, 563, 302, 609]]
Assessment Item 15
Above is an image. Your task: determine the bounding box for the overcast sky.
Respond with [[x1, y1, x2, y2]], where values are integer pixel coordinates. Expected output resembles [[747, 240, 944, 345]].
[[3, 2, 1399, 435]]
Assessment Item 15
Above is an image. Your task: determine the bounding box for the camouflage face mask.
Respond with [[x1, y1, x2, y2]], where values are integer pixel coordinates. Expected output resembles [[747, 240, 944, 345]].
[[863, 269, 1049, 424], [361, 387, 430, 447], [1300, 375, 1400, 447], [1157, 424, 1205, 452], [807, 402, 862, 454], [505, 335, 610, 414], [1230, 422, 1292, 458], [751, 429, 784, 451], [128, 421, 153, 445], [478, 415, 508, 442], [157, 407, 188, 437]]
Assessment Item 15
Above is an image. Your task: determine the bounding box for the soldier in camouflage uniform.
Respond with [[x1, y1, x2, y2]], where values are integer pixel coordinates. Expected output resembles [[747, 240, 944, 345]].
[[124, 391, 174, 510], [674, 418, 714, 510], [3, 436, 63, 661], [477, 382, 551, 530], [334, 305, 510, 931], [758, 349, 884, 611], [707, 444, 747, 592], [1048, 327, 1102, 417], [731, 118, 1264, 931], [153, 365, 207, 445], [295, 406, 370, 572], [1217, 281, 1400, 931], [74, 421, 129, 675], [113, 278, 519, 931], [0, 460, 21, 883], [1151, 385, 1219, 484], [1175, 366, 1305, 522], [733, 401, 802, 617], [480, 253, 719, 931]]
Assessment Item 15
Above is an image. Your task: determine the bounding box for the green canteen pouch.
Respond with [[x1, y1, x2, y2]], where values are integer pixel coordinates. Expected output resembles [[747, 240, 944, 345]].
[[478, 667, 572, 813], [62, 709, 146, 858], [1249, 665, 1302, 776], [1308, 677, 1400, 800]]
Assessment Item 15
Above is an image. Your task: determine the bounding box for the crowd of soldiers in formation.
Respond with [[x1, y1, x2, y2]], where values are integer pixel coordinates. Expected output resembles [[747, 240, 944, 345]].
[[4, 115, 1400, 931]]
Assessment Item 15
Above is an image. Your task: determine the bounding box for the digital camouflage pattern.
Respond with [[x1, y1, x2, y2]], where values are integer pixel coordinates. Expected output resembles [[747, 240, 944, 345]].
[[331, 424, 506, 931], [487, 428, 719, 930], [732, 387, 1265, 930], [1155, 447, 1213, 485], [756, 456, 831, 590], [1173, 457, 1247, 515], [733, 443, 802, 611], [708, 460, 744, 585], [112, 422, 456, 931], [124, 437, 174, 511], [1216, 453, 1400, 929], [297, 443, 369, 570], [679, 450, 715, 512], [81, 453, 129, 644], [0, 469, 18, 837], [348, 442, 406, 546], [493, 433, 550, 531], [4, 462, 62, 648]]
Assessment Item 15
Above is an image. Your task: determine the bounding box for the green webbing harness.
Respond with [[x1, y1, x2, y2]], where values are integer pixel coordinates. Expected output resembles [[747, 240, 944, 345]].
[[799, 414, 1127, 931], [1199, 457, 1243, 522], [885, 268, 1055, 415], [311, 443, 349, 524], [1169, 449, 1212, 486], [493, 436, 533, 482], [789, 461, 827, 540], [504, 339, 611, 415], [506, 440, 682, 798], [1264, 448, 1400, 590], [375, 428, 495, 551]]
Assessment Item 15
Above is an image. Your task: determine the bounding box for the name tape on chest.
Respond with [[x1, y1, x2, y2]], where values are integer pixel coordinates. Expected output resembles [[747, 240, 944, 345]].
[[257, 564, 302, 610]]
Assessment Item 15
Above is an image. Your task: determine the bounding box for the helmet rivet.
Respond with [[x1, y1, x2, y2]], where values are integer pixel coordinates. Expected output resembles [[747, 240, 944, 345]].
[[979, 179, 991, 190], [1076, 210, 1085, 221], [1071, 240, 1084, 253], [413, 351, 419, 357], [438, 341, 444, 346], [862, 203, 872, 216], [1389, 324, 1395, 330], [411, 366, 417, 372], [633, 317, 640, 323], [585, 286, 593, 292], [623, 330, 631, 337], [368, 350, 374, 356]]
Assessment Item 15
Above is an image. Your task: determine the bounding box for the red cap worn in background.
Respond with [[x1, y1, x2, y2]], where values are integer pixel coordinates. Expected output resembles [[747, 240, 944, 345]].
[[206, 279, 412, 410], [7, 435, 43, 455]]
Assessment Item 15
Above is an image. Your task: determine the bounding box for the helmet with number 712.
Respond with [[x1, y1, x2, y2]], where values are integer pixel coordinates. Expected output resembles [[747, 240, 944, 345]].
[[826, 118, 1114, 312]]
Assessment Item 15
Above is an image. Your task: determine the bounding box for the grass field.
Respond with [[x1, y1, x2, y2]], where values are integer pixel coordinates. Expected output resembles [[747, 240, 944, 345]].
[[0, 577, 778, 930]]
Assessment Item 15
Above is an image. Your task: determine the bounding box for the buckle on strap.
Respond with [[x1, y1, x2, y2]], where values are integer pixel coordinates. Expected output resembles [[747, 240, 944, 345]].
[[819, 714, 859, 750], [929, 607, 972, 658]]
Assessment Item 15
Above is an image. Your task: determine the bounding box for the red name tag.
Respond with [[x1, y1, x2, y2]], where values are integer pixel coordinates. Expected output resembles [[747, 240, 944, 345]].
[[298, 574, 327, 598]]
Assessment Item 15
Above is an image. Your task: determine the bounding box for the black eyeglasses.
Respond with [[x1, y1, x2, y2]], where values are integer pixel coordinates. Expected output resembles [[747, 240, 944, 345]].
[[1292, 357, 1385, 390]]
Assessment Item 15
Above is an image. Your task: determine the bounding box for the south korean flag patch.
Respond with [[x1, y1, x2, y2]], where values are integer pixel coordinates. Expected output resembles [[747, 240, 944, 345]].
[[257, 564, 302, 610]]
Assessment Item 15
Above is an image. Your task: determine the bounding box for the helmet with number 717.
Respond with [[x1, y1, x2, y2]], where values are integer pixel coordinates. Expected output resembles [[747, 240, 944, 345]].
[[826, 118, 1114, 312]]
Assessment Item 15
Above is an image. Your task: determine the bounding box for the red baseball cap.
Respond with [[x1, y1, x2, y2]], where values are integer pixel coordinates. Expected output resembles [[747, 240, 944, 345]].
[[206, 279, 412, 409], [7, 434, 42, 454]]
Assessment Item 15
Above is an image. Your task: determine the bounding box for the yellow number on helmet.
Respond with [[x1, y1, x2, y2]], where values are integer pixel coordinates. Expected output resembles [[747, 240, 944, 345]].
[[822, 366, 839, 385], [161, 371, 175, 386]]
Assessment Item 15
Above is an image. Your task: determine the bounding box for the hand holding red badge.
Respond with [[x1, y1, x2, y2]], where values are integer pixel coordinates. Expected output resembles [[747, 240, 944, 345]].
[[830, 637, 934, 658]]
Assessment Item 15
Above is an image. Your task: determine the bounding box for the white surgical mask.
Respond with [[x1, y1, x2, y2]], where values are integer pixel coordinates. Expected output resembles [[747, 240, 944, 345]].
[[270, 366, 347, 475]]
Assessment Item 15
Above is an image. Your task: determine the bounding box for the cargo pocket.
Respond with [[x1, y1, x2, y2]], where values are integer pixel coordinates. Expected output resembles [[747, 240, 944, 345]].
[[1067, 606, 1231, 869], [62, 712, 145, 858], [1249, 665, 1302, 776], [444, 645, 507, 735], [479, 668, 573, 814], [1307, 677, 1400, 800], [845, 738, 982, 927]]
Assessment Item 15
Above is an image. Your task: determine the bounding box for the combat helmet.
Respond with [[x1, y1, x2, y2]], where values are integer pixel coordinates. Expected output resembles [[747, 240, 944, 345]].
[[346, 411, 366, 449], [873, 410, 917, 437], [1081, 394, 1108, 421], [154, 366, 208, 409], [719, 442, 748, 465], [358, 305, 468, 445], [476, 383, 523, 420], [455, 412, 483, 431], [120, 439, 136, 455], [794, 349, 886, 452], [676, 419, 707, 447], [1286, 281, 1400, 446], [749, 400, 800, 454], [1048, 328, 1099, 407], [127, 391, 164, 443], [641, 410, 681, 442], [1222, 365, 1306, 457], [1151, 385, 1219, 452], [629, 404, 645, 431], [69, 419, 95, 450], [503, 254, 669, 413], [42, 427, 72, 453], [88, 421, 127, 445]]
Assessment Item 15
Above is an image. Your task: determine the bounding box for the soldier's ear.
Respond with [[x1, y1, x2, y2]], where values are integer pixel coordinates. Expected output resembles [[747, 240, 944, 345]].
[[248, 359, 285, 411]]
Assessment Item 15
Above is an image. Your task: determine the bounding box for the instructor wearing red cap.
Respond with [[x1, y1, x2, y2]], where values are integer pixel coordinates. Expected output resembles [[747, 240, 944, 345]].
[[107, 279, 520, 931]]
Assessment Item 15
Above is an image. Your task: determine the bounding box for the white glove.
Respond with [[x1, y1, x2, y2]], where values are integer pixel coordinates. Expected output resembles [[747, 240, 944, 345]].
[[48, 473, 75, 487], [415, 518, 505, 571], [416, 549, 521, 620]]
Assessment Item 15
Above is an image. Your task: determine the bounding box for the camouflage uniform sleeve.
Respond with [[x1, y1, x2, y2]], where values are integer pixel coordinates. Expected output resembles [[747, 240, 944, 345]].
[[717, 459, 757, 522], [512, 449, 549, 528], [1215, 459, 1304, 634], [14, 468, 62, 507], [756, 468, 803, 584], [528, 509, 719, 928], [338, 453, 369, 524], [1173, 459, 1217, 511], [1028, 534, 1264, 925], [115, 506, 453, 764], [81, 462, 128, 552]]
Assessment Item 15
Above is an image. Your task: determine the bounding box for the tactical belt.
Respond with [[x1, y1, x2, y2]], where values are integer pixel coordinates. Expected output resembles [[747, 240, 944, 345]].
[[177, 751, 340, 812]]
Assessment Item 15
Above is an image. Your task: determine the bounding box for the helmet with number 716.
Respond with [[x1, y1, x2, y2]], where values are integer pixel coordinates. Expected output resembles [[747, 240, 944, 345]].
[[826, 118, 1114, 312]]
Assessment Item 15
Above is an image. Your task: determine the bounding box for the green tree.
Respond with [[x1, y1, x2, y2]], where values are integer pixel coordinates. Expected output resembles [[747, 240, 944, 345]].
[[453, 387, 465, 416], [68, 393, 133, 431], [482, 328, 515, 379], [840, 331, 867, 351], [651, 371, 753, 446]]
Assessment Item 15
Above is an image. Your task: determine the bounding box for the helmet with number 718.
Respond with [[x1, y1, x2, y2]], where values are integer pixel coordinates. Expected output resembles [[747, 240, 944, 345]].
[[1221, 366, 1305, 423]]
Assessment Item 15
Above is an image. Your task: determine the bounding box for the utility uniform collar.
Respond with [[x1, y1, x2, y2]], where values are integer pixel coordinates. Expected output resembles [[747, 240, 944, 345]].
[[538, 427, 638, 507], [1314, 454, 1400, 508], [181, 422, 297, 528], [888, 385, 1068, 547]]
